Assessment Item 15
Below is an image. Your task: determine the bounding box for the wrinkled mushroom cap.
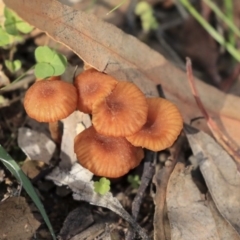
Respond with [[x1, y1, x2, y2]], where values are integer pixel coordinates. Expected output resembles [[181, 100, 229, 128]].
[[74, 126, 144, 178], [74, 69, 118, 113], [126, 98, 183, 151], [24, 78, 78, 122], [92, 81, 148, 137]]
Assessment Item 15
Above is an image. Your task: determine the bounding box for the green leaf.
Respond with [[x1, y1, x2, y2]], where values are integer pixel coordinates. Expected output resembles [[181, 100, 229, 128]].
[[35, 46, 55, 63], [94, 177, 111, 195], [4, 7, 33, 35], [34, 46, 67, 77], [34, 62, 55, 79], [106, 0, 127, 15], [4, 17, 18, 35], [135, 1, 150, 15], [4, 59, 22, 73], [0, 27, 10, 46], [16, 21, 34, 34], [4, 6, 16, 19], [127, 174, 140, 189], [135, 1, 158, 32], [50, 53, 67, 76], [0, 145, 56, 240]]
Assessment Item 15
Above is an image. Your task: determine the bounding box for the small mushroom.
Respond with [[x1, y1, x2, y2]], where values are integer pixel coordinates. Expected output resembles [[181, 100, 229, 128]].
[[74, 126, 144, 178], [74, 69, 118, 113], [126, 97, 183, 151], [24, 77, 77, 122], [92, 81, 148, 137]]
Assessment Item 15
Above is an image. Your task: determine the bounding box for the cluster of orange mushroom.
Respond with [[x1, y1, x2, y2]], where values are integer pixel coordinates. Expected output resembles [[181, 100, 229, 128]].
[[24, 69, 183, 178]]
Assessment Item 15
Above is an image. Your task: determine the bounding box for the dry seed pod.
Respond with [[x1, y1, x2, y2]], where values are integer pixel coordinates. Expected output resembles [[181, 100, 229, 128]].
[[24, 78, 77, 122], [92, 81, 148, 137], [74, 126, 144, 178], [74, 69, 118, 113], [126, 98, 183, 151]]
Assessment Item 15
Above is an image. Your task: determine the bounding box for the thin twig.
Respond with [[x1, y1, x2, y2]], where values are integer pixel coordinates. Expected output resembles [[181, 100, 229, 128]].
[[126, 151, 155, 240], [186, 57, 240, 166], [132, 151, 155, 220]]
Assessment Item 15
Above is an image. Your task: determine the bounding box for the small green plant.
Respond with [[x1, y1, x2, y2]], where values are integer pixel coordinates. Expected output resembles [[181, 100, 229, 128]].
[[0, 7, 33, 73], [0, 7, 67, 87], [0, 26, 11, 46], [94, 177, 111, 195], [4, 7, 33, 36], [0, 7, 33, 47], [34, 46, 67, 79], [127, 174, 140, 189], [4, 59, 21, 73], [135, 1, 158, 32]]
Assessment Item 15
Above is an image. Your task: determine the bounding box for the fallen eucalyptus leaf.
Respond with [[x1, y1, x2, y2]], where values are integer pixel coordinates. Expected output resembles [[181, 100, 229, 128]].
[[167, 163, 219, 240], [186, 126, 240, 234]]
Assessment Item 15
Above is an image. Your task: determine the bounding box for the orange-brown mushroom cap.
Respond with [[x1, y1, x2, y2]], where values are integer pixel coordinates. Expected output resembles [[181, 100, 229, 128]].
[[74, 126, 144, 178], [92, 81, 148, 137], [126, 98, 183, 151], [24, 78, 78, 122], [74, 69, 118, 113]]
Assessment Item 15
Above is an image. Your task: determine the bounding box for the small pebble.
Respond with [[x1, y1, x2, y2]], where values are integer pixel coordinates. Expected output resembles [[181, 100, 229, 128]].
[[165, 159, 172, 167], [158, 152, 168, 163]]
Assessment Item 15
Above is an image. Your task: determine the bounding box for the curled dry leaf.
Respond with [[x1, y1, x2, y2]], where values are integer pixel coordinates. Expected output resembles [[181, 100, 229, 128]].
[[166, 163, 219, 240], [207, 193, 240, 240], [186, 126, 240, 235]]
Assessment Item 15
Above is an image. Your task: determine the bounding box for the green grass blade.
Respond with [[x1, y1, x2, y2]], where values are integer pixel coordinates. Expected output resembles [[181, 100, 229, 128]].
[[0, 145, 56, 240], [180, 0, 240, 62], [203, 0, 239, 42], [107, 0, 127, 15], [223, 0, 235, 46]]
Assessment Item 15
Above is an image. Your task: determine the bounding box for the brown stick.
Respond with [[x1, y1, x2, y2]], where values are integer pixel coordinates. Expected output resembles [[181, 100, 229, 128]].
[[186, 58, 240, 166]]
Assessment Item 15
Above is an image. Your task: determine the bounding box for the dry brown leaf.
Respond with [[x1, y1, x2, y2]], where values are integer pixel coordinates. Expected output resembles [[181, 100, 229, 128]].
[[166, 163, 219, 240], [3, 0, 240, 147], [153, 165, 172, 240], [70, 0, 131, 27], [207, 193, 240, 240], [186, 126, 240, 235]]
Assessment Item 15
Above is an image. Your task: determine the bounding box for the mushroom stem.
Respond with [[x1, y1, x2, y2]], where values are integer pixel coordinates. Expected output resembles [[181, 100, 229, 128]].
[[49, 121, 61, 145]]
